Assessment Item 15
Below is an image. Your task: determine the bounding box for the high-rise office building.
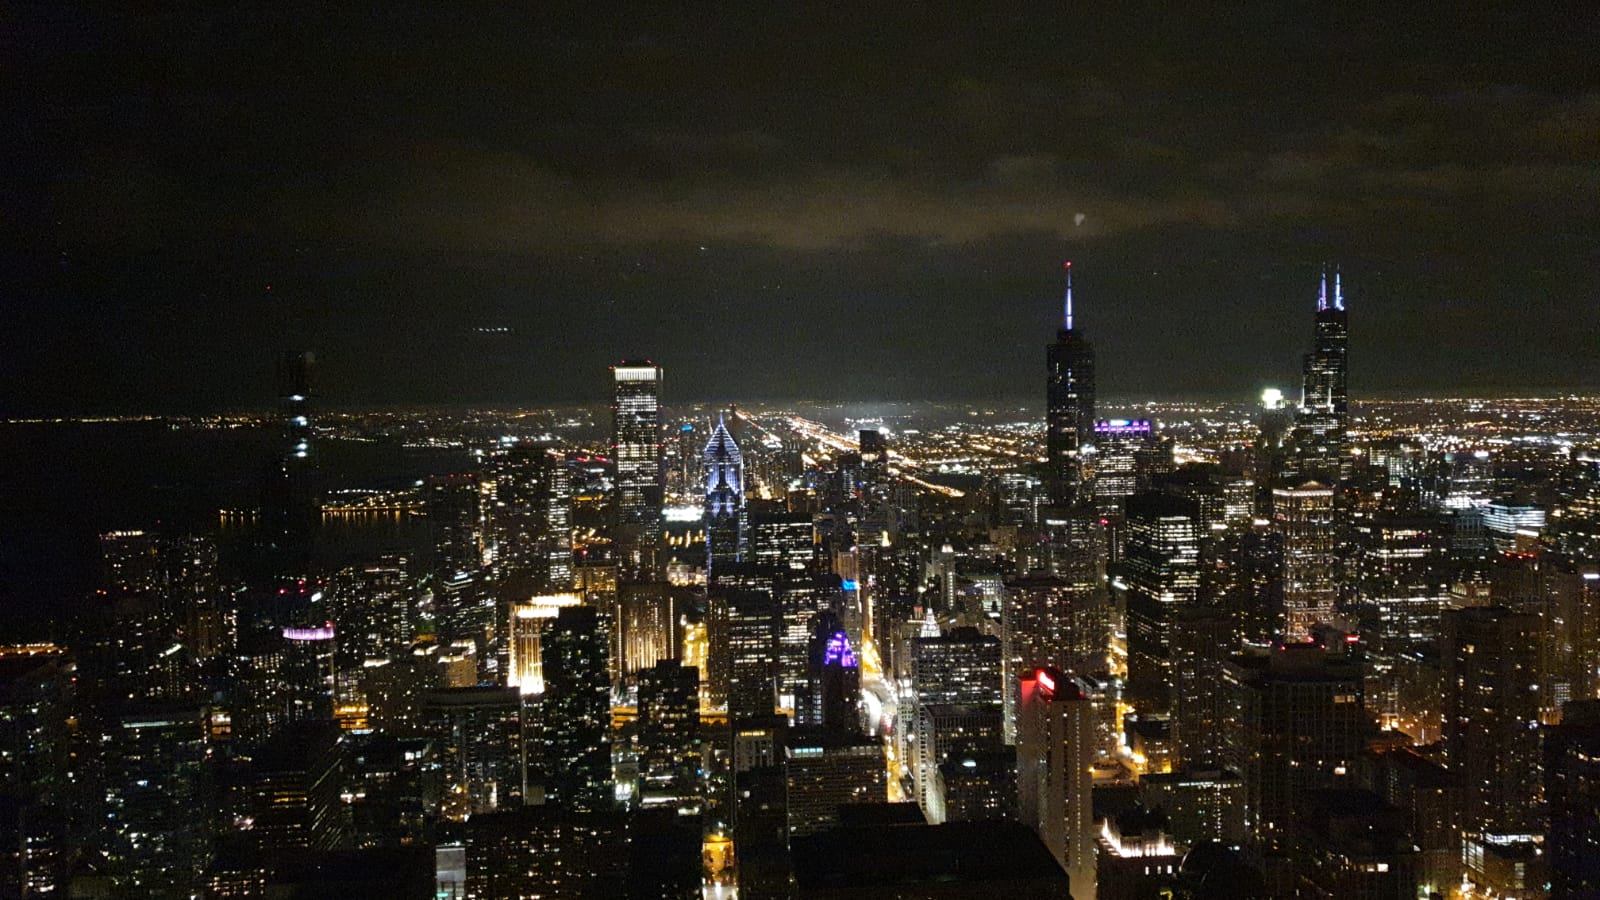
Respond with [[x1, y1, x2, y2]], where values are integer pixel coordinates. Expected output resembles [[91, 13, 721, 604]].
[[611, 361, 664, 581], [709, 565, 781, 719], [281, 623, 337, 722], [1225, 645, 1367, 850], [1122, 491, 1202, 713], [329, 555, 417, 679], [1353, 513, 1451, 648], [0, 650, 72, 797], [1091, 418, 1156, 515], [1169, 607, 1235, 768], [101, 704, 213, 894], [250, 720, 349, 857], [1138, 769, 1247, 848], [1441, 605, 1543, 837], [1046, 262, 1095, 506], [489, 444, 572, 598], [613, 581, 679, 677], [858, 428, 888, 484], [261, 350, 320, 570], [1002, 574, 1107, 739], [540, 605, 613, 811], [1546, 699, 1600, 897], [776, 574, 838, 713], [1274, 482, 1337, 640], [1288, 271, 1350, 484], [505, 592, 584, 695], [915, 704, 1005, 823], [422, 686, 526, 814], [749, 512, 816, 574], [1353, 514, 1452, 731], [703, 415, 746, 577], [783, 729, 886, 837], [911, 626, 1003, 709], [463, 806, 629, 899], [798, 612, 860, 734], [1482, 499, 1546, 553], [936, 751, 1018, 824], [636, 659, 702, 812], [1204, 520, 1284, 645], [426, 473, 483, 580], [1016, 667, 1104, 898], [1011, 518, 1109, 660]]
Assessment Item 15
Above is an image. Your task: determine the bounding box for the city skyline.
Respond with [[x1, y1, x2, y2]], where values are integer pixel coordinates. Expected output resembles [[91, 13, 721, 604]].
[[2, 8, 1599, 895]]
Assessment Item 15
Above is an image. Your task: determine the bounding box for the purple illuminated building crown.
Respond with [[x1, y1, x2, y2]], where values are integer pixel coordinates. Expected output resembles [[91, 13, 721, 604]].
[[1093, 418, 1152, 435], [282, 625, 335, 641], [822, 631, 858, 668]]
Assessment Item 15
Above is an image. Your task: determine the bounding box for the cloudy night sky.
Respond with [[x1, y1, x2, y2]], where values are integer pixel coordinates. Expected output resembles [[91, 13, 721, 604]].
[[5, 3, 1598, 414]]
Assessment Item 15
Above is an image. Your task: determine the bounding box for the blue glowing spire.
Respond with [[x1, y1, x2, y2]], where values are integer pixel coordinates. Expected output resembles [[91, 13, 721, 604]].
[[1318, 268, 1328, 311], [1334, 268, 1344, 311], [1063, 261, 1074, 330]]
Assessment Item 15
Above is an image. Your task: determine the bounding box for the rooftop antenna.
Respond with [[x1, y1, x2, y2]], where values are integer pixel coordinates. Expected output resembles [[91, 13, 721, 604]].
[[1063, 261, 1074, 330]]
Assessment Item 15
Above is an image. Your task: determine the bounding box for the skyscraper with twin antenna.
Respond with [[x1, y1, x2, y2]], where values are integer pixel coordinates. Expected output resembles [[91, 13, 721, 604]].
[[1289, 270, 1350, 484]]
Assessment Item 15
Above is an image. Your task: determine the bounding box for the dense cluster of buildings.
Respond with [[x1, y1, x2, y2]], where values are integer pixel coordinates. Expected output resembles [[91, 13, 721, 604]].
[[1, 268, 1598, 898]]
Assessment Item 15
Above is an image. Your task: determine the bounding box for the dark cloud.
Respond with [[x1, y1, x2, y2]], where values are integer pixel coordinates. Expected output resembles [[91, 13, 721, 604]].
[[4, 3, 1598, 413]]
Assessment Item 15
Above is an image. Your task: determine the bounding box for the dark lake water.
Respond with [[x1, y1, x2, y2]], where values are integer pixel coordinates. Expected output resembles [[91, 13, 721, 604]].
[[0, 422, 472, 638]]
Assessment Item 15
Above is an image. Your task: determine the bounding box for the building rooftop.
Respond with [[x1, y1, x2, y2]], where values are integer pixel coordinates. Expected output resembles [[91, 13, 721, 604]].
[[791, 821, 1069, 892]]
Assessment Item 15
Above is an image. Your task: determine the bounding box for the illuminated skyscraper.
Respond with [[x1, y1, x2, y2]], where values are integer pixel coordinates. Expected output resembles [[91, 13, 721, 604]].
[[910, 630, 1004, 800], [635, 659, 702, 812], [1289, 271, 1350, 484], [611, 361, 663, 581], [798, 611, 860, 734], [250, 720, 349, 856], [1546, 700, 1600, 896], [426, 473, 483, 580], [613, 581, 679, 676], [1441, 605, 1543, 838], [505, 593, 583, 695], [1046, 262, 1095, 506], [1225, 644, 1366, 851], [783, 729, 886, 837], [858, 428, 888, 483], [422, 685, 527, 814], [703, 415, 746, 576], [540, 605, 613, 811], [1122, 491, 1202, 713], [490, 445, 572, 597], [1091, 418, 1155, 515], [911, 626, 1003, 709], [1016, 667, 1105, 897], [1002, 571, 1108, 739], [1274, 482, 1337, 641], [709, 564, 781, 719]]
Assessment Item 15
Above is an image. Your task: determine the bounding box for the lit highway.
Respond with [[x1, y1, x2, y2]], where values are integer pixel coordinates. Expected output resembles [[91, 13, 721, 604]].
[[738, 410, 966, 498]]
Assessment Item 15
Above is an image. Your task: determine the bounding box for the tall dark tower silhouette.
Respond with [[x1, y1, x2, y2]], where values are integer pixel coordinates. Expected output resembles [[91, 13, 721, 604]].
[[261, 350, 319, 573], [1289, 270, 1350, 483], [703, 414, 745, 578], [1046, 262, 1096, 506]]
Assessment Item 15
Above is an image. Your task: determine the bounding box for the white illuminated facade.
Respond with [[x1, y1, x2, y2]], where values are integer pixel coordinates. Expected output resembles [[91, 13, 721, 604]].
[[507, 593, 584, 695]]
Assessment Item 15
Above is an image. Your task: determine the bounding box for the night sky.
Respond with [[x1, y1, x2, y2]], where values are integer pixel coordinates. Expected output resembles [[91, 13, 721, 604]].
[[6, 4, 1598, 414]]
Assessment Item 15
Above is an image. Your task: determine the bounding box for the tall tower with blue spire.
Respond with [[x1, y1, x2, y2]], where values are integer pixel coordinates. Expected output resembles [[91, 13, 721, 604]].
[[1046, 261, 1096, 506], [703, 414, 746, 576]]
